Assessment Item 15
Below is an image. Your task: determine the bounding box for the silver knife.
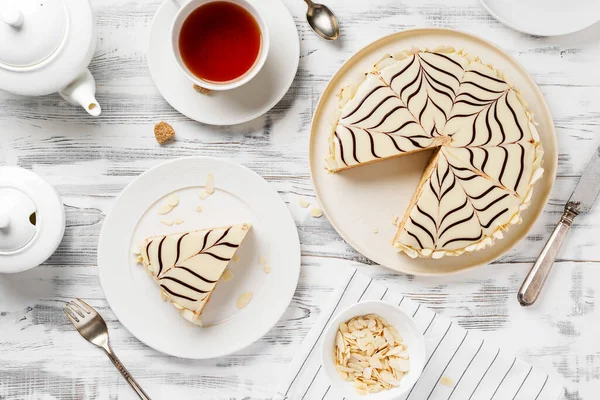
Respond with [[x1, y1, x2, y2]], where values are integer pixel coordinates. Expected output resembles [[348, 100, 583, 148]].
[[518, 145, 600, 306]]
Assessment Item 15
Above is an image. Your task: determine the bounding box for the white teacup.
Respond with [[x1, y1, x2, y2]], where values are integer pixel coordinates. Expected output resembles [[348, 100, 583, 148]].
[[170, 0, 270, 91]]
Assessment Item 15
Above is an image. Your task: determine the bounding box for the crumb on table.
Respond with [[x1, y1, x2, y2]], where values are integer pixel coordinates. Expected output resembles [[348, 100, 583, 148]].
[[154, 121, 175, 144]]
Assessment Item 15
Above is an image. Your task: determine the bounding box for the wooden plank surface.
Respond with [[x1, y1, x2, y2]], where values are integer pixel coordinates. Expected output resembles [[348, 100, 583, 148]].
[[1, 0, 600, 398]]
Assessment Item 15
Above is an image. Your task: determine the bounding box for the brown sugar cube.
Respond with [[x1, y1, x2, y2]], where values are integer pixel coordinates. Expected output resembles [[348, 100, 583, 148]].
[[193, 84, 211, 94], [154, 121, 175, 144]]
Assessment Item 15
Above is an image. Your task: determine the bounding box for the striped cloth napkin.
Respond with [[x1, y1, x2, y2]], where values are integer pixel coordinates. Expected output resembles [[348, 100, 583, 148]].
[[275, 269, 563, 400]]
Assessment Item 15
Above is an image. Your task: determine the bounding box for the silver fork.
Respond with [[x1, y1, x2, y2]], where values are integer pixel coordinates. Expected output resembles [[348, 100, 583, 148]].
[[64, 299, 152, 400]]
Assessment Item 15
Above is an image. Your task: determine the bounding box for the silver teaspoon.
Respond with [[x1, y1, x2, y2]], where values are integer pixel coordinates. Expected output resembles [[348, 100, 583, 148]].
[[304, 0, 340, 41]]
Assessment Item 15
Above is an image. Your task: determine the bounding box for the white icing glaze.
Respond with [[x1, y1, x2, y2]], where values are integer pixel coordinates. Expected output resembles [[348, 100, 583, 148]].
[[139, 223, 251, 321], [326, 48, 544, 258]]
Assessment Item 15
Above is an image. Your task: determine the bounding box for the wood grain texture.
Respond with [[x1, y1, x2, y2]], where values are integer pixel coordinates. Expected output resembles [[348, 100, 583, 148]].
[[1, 0, 599, 398]]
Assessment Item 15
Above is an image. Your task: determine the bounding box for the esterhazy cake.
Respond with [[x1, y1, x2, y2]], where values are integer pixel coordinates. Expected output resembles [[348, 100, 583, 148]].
[[326, 47, 544, 259], [138, 223, 251, 324]]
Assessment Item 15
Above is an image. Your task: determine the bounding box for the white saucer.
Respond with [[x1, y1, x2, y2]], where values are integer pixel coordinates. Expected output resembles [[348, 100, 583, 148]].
[[480, 0, 600, 36], [148, 0, 300, 125], [98, 157, 300, 359]]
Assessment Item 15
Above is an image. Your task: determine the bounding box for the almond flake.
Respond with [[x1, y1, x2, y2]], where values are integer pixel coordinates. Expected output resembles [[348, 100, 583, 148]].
[[205, 173, 215, 194], [310, 206, 323, 218], [199, 191, 210, 200], [221, 269, 233, 282], [298, 196, 310, 208], [196, 205, 203, 212], [263, 264, 271, 274], [236, 292, 253, 309], [232, 254, 239, 262], [160, 219, 174, 226], [332, 313, 410, 394], [158, 204, 173, 215], [174, 218, 184, 225], [167, 194, 180, 207], [440, 375, 454, 387]]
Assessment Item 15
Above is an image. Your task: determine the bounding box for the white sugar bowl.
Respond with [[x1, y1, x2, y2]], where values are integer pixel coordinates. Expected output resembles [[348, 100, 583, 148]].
[[0, 0, 101, 116], [0, 166, 66, 273]]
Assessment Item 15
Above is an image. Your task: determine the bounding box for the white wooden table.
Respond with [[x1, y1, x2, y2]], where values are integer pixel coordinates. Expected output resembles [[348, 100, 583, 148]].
[[1, 0, 599, 398]]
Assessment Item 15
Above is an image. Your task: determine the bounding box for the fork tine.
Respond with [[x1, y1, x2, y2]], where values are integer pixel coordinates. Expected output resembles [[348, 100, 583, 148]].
[[76, 298, 96, 314], [63, 308, 79, 325], [66, 303, 85, 319], [70, 300, 88, 316]]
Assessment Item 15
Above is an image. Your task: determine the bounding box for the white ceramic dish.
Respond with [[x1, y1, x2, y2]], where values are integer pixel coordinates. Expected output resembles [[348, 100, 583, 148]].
[[309, 28, 557, 276], [98, 157, 300, 359], [170, 0, 270, 91], [321, 301, 426, 400], [0, 167, 65, 274], [480, 0, 600, 37], [148, 0, 299, 125]]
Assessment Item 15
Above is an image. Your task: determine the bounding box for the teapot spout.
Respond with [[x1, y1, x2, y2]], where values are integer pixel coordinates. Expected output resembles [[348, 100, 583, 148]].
[[59, 69, 101, 116]]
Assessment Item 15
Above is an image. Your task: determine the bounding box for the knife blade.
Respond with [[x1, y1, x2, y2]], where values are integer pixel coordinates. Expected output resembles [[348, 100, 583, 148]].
[[567, 145, 600, 214], [518, 144, 600, 306]]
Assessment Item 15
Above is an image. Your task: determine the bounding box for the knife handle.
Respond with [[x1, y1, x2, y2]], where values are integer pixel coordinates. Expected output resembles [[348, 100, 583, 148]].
[[517, 207, 578, 306]]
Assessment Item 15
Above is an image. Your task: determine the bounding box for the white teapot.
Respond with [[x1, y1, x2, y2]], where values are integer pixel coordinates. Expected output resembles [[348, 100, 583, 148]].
[[0, 0, 101, 116]]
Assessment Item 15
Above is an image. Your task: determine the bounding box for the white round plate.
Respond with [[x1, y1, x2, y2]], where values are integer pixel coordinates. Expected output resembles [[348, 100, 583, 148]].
[[309, 29, 557, 276], [480, 0, 600, 36], [147, 0, 300, 125], [98, 157, 300, 359]]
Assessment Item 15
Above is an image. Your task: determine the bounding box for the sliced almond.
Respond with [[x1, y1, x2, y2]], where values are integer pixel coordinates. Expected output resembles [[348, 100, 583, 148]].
[[199, 191, 210, 200], [236, 292, 253, 309], [196, 205, 203, 212], [221, 269, 233, 282], [232, 254, 239, 262], [174, 218, 184, 225], [440, 375, 454, 387], [205, 173, 215, 194], [332, 313, 410, 394], [158, 204, 173, 215], [160, 219, 174, 226], [298, 196, 310, 208], [263, 264, 271, 274], [167, 194, 180, 207], [310, 206, 323, 218]]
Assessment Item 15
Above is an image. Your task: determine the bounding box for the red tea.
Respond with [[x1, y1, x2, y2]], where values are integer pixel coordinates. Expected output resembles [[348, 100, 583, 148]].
[[178, 1, 262, 83]]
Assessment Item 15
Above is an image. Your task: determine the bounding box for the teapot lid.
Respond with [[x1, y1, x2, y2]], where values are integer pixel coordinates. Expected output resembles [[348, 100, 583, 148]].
[[0, 166, 65, 273], [0, 0, 67, 68]]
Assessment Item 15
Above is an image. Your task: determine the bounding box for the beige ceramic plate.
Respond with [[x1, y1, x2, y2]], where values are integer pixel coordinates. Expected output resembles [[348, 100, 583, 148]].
[[309, 28, 557, 276]]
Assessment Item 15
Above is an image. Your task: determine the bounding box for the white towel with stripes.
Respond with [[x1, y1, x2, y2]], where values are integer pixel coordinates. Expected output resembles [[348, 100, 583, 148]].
[[275, 269, 563, 400]]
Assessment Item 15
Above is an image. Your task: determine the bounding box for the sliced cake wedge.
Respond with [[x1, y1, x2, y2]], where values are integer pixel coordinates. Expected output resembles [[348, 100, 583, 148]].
[[139, 223, 251, 325]]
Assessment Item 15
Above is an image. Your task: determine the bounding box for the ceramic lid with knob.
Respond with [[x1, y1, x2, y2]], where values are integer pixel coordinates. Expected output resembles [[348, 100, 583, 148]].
[[0, 166, 66, 273], [0, 0, 97, 99]]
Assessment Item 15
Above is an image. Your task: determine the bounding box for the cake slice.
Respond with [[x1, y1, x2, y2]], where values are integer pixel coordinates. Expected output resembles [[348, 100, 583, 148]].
[[139, 223, 251, 325]]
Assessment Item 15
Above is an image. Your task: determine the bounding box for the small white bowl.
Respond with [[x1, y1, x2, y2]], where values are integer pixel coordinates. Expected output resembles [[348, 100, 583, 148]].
[[321, 300, 426, 400]]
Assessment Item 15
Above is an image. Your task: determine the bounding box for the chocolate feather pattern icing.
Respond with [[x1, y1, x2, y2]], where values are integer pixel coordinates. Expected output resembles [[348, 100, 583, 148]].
[[326, 47, 544, 259], [140, 223, 251, 321]]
